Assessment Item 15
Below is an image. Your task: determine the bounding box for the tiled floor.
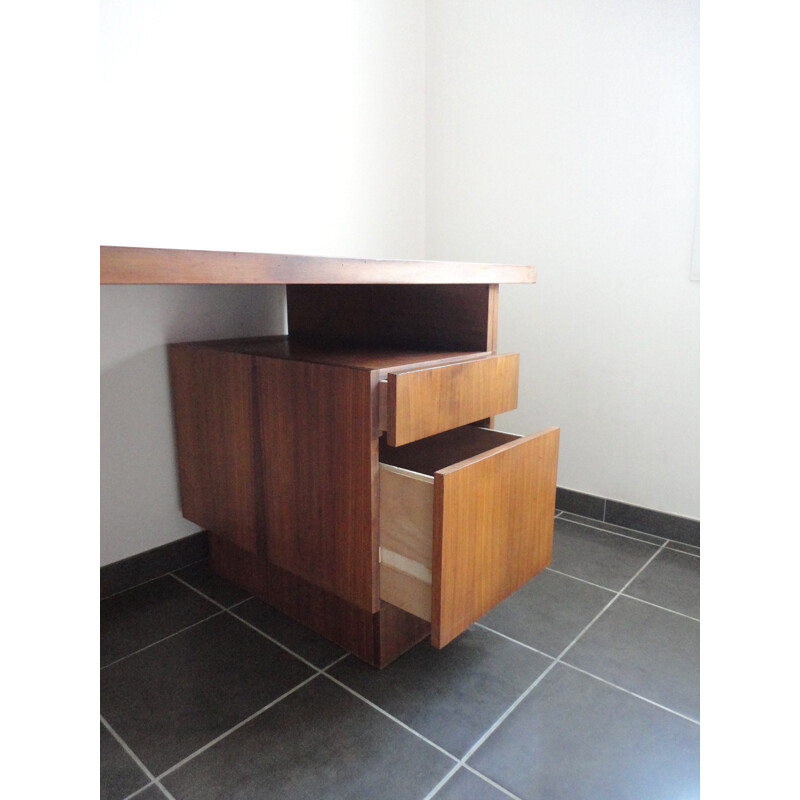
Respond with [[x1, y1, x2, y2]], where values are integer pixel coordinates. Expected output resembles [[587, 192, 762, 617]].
[[100, 512, 700, 800]]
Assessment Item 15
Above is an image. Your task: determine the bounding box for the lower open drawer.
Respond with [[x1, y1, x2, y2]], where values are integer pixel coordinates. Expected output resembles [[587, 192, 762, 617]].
[[378, 424, 560, 648]]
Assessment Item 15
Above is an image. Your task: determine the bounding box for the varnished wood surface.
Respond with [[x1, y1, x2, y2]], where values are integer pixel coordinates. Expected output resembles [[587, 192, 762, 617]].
[[377, 425, 560, 648], [255, 356, 378, 612], [168, 345, 261, 555], [197, 334, 488, 372], [101, 246, 536, 285], [287, 285, 499, 352], [385, 354, 520, 446], [432, 426, 560, 648]]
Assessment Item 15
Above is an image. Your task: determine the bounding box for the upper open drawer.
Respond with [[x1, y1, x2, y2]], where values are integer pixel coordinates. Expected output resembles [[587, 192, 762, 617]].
[[378, 353, 520, 446]]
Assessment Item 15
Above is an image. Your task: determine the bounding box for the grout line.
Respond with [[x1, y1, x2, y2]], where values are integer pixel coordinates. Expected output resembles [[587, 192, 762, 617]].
[[155, 673, 322, 783], [544, 566, 625, 593], [171, 574, 353, 674], [543, 566, 699, 620], [618, 592, 700, 622], [560, 511, 701, 554], [103, 539, 698, 796], [556, 514, 666, 547], [462, 763, 526, 799], [123, 784, 161, 800], [558, 661, 700, 725], [226, 596, 254, 611], [100, 558, 210, 602], [457, 540, 671, 768], [666, 543, 701, 557], [421, 764, 462, 800], [102, 716, 177, 800], [170, 572, 234, 612], [100, 572, 175, 602], [225, 607, 328, 674], [473, 622, 556, 659], [136, 651, 350, 787], [100, 610, 227, 671], [322, 672, 460, 764]]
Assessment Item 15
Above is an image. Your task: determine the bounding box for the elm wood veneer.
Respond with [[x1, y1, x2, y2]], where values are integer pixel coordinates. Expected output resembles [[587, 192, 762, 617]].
[[105, 246, 557, 668], [383, 354, 520, 447], [254, 356, 377, 612], [377, 426, 560, 647], [100, 246, 535, 287], [168, 346, 261, 556]]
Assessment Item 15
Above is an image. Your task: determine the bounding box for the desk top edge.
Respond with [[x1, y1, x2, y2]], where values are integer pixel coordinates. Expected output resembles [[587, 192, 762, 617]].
[[100, 246, 536, 285]]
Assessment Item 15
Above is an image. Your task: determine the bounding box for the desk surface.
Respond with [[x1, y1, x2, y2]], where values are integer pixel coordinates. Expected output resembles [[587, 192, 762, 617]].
[[100, 246, 536, 285]]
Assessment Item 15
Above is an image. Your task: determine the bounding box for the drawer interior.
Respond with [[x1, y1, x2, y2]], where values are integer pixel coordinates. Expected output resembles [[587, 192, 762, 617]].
[[379, 425, 520, 475], [378, 425, 523, 624]]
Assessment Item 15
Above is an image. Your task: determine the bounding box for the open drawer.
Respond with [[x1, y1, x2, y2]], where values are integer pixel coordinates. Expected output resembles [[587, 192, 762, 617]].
[[378, 424, 560, 648], [379, 354, 520, 446]]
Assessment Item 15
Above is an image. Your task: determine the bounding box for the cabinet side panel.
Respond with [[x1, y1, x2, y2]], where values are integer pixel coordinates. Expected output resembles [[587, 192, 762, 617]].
[[255, 358, 377, 612], [168, 345, 260, 555], [287, 285, 493, 351], [431, 427, 560, 648]]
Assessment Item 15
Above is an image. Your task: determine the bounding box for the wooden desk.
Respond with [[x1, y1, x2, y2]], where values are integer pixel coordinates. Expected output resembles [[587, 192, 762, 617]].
[[101, 246, 559, 667]]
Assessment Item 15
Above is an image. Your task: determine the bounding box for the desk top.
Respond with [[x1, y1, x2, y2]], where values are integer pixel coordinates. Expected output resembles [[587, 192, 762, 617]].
[[100, 246, 536, 285]]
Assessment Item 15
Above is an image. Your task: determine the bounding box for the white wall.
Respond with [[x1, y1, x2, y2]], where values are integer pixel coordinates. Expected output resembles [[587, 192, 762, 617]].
[[100, 0, 426, 565], [425, 0, 700, 519], [101, 0, 700, 566], [100, 286, 286, 565]]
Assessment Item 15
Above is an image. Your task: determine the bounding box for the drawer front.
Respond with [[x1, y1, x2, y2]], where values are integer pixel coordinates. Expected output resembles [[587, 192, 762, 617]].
[[379, 425, 560, 648], [383, 354, 519, 446]]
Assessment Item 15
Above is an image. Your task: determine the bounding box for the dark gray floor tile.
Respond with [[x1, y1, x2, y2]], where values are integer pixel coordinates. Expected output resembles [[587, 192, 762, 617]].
[[329, 625, 552, 757], [605, 500, 699, 546], [162, 676, 455, 800], [232, 596, 346, 668], [480, 569, 615, 657], [101, 723, 149, 800], [624, 548, 700, 618], [101, 575, 220, 666], [558, 512, 666, 545], [434, 768, 512, 800], [100, 613, 315, 776], [469, 664, 700, 800], [551, 517, 660, 591], [564, 596, 699, 720], [101, 533, 209, 598], [173, 560, 251, 608]]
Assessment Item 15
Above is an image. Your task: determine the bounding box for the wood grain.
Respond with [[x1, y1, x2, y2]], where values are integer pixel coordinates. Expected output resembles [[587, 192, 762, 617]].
[[168, 345, 261, 555], [101, 246, 536, 285], [378, 465, 433, 568], [431, 426, 560, 648], [385, 354, 520, 446], [255, 356, 378, 612], [379, 563, 432, 622]]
